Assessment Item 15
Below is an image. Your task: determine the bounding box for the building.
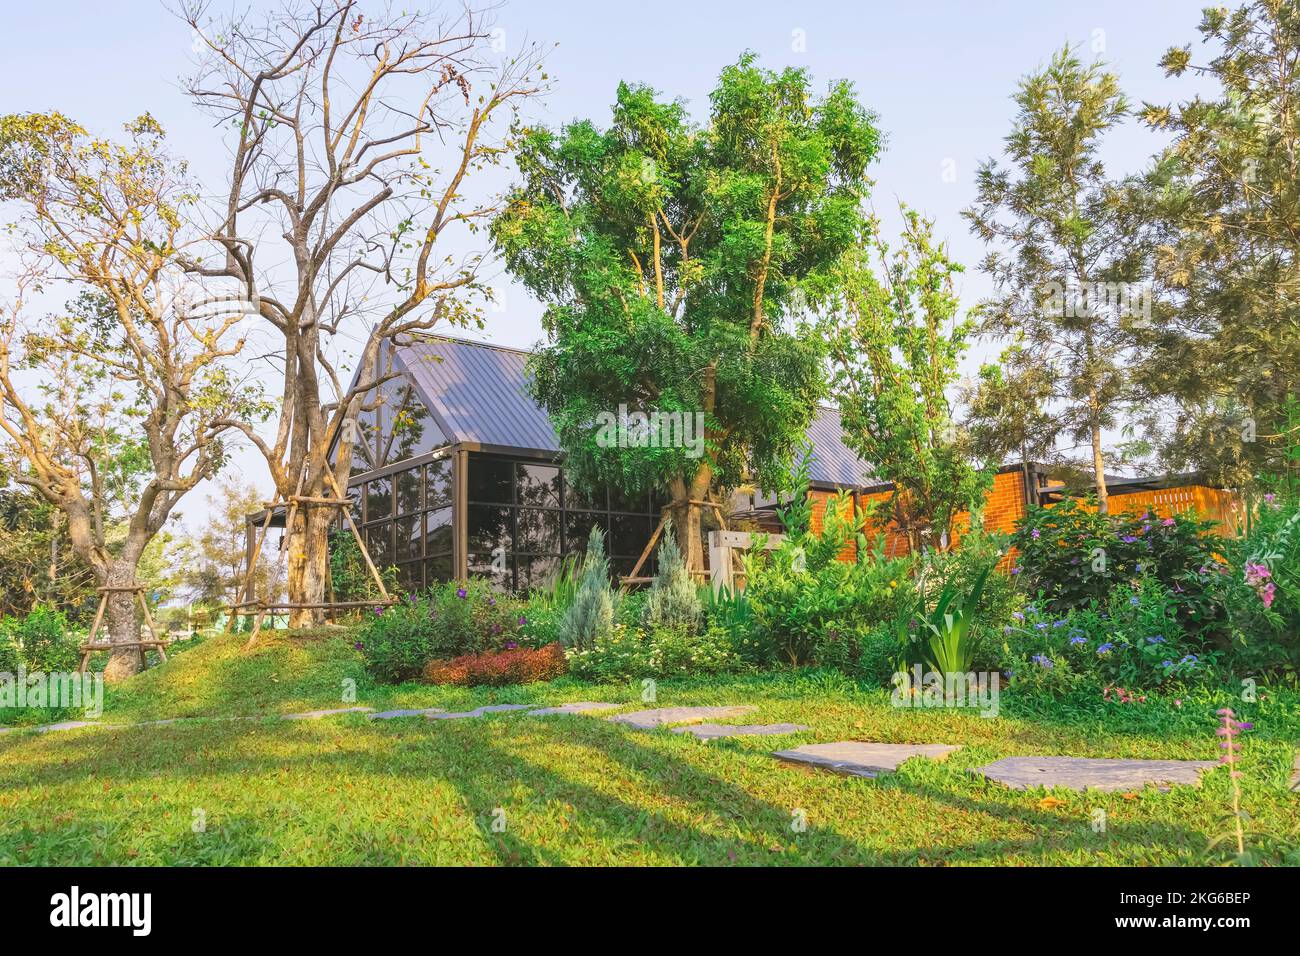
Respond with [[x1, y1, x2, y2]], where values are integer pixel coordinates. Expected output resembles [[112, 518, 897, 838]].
[[247, 334, 1241, 594]]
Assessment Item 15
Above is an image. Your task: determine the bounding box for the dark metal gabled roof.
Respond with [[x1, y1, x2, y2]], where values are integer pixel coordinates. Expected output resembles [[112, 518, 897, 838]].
[[394, 335, 872, 488]]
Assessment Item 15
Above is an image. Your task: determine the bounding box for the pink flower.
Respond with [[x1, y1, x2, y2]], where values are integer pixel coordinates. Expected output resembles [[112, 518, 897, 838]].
[[1161, 517, 1176, 527]]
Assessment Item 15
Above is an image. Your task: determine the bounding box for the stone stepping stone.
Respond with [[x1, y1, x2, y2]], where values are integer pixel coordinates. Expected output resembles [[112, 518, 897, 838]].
[[528, 701, 621, 717], [367, 708, 448, 720], [773, 742, 961, 778], [281, 706, 374, 721], [973, 756, 1217, 792], [426, 703, 534, 721], [673, 722, 809, 740], [609, 705, 757, 730]]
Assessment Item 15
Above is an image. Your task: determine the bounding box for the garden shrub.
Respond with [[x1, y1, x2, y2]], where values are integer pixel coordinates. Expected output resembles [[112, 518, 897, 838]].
[[643, 523, 702, 633], [356, 580, 526, 683], [813, 624, 901, 686], [0, 627, 20, 674], [744, 488, 917, 666], [519, 555, 581, 648], [0, 605, 79, 673], [1002, 577, 1211, 691], [566, 621, 740, 682], [558, 526, 617, 649], [424, 642, 567, 686], [1010, 499, 1223, 632], [1217, 494, 1300, 679]]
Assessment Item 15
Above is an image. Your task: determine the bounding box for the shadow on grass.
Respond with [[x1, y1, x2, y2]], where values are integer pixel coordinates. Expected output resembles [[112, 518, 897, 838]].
[[0, 711, 1233, 866]]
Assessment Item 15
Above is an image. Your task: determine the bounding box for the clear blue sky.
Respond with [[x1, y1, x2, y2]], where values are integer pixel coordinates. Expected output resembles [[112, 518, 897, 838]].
[[0, 0, 1218, 526]]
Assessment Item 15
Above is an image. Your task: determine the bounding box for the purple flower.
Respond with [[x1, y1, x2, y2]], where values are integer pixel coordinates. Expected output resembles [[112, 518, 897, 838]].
[[456, 587, 467, 599], [1031, 654, 1053, 669], [1031, 528, 1041, 539], [518, 615, 527, 626], [1010, 567, 1022, 575], [373, 606, 384, 616], [505, 641, 518, 650], [488, 597, 496, 607], [354, 641, 364, 651], [1121, 535, 1138, 544]]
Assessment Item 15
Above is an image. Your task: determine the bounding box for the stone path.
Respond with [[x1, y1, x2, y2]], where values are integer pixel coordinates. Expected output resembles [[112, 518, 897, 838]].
[[673, 722, 808, 740], [773, 741, 961, 778], [528, 701, 623, 717], [282, 707, 374, 720], [972, 756, 1216, 792], [608, 705, 757, 730], [426, 703, 535, 721], [1290, 752, 1299, 791], [367, 707, 448, 720]]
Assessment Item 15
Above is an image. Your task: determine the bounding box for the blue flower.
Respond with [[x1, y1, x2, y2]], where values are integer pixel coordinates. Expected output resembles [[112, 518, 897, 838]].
[[1034, 622, 1048, 631], [1031, 654, 1054, 669], [1121, 535, 1138, 543], [1162, 659, 1173, 668], [1097, 642, 1114, 655], [1052, 619, 1067, 628], [1129, 595, 1140, 606], [1146, 635, 1165, 644], [1012, 611, 1024, 621], [1069, 635, 1087, 645]]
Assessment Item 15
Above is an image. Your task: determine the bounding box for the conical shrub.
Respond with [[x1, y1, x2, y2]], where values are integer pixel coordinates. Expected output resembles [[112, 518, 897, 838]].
[[559, 525, 615, 650], [644, 519, 702, 633]]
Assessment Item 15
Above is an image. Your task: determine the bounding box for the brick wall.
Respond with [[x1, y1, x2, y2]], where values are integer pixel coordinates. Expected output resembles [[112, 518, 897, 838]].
[[803, 469, 1241, 567]]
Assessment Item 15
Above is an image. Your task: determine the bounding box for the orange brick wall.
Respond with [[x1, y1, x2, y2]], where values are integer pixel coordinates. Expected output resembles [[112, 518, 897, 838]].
[[804, 471, 1241, 567]]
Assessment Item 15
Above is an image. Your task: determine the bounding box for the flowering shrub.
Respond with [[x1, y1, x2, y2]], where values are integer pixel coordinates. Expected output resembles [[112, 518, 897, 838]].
[[424, 642, 567, 686], [1001, 578, 1213, 691], [566, 622, 740, 682], [1010, 500, 1223, 632], [355, 579, 525, 683], [1216, 495, 1300, 679]]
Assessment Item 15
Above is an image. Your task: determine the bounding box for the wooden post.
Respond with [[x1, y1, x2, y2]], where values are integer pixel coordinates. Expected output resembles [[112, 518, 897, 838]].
[[705, 529, 786, 596]]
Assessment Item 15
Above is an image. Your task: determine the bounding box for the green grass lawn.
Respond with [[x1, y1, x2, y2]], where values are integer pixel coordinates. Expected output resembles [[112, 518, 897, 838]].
[[1, 631, 1297, 865]]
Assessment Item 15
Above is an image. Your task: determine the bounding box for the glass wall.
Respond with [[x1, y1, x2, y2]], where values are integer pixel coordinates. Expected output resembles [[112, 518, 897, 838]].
[[351, 457, 453, 594], [465, 452, 662, 592]]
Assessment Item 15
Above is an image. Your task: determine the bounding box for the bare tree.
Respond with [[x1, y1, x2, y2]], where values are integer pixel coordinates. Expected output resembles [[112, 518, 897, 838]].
[[178, 0, 546, 624], [0, 113, 259, 680]]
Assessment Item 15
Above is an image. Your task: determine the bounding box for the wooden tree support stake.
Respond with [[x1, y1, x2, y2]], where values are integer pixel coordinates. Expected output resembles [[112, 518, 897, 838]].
[[77, 584, 169, 674]]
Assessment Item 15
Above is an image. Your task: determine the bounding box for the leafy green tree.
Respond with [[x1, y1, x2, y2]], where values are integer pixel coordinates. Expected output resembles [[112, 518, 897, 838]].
[[493, 54, 880, 569], [823, 207, 992, 552], [962, 343, 1058, 471], [1135, 1, 1300, 487], [965, 46, 1153, 512]]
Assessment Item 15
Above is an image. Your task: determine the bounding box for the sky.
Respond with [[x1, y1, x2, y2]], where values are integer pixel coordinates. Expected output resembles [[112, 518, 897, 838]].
[[0, 0, 1220, 533]]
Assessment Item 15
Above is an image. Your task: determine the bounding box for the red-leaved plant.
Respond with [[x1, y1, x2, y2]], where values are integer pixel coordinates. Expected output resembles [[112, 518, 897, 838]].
[[424, 642, 567, 687]]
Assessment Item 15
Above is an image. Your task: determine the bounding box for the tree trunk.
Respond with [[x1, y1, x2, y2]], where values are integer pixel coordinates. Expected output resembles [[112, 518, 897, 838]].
[[285, 504, 334, 628], [1090, 415, 1109, 514], [669, 464, 713, 574], [102, 560, 144, 683]]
